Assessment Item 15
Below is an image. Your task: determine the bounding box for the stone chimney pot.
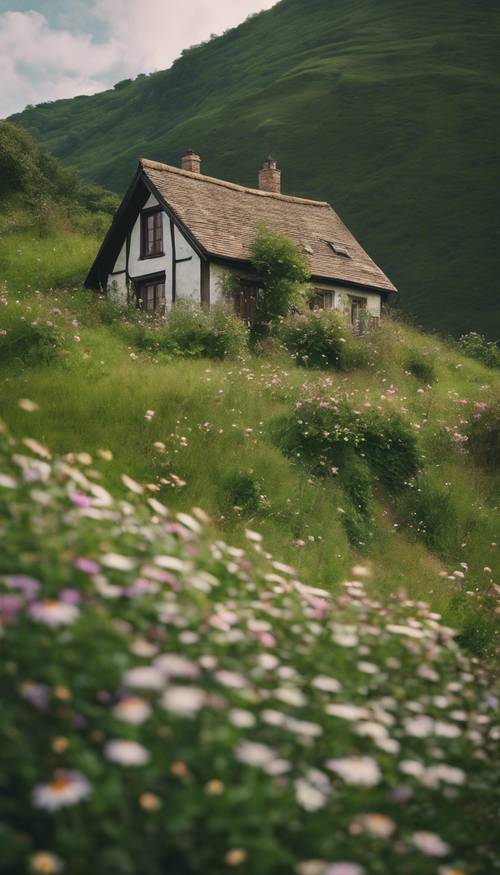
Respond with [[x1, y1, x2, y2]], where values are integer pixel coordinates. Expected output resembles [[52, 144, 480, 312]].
[[182, 149, 201, 174], [259, 156, 281, 193]]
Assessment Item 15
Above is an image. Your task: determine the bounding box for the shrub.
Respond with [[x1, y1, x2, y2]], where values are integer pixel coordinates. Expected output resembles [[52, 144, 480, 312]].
[[401, 478, 473, 555], [404, 350, 437, 384], [280, 310, 368, 371], [466, 401, 500, 467], [222, 470, 262, 516], [339, 454, 374, 547], [0, 316, 64, 367], [0, 428, 499, 874], [277, 399, 420, 494], [250, 228, 310, 338], [457, 332, 500, 369], [128, 303, 248, 360]]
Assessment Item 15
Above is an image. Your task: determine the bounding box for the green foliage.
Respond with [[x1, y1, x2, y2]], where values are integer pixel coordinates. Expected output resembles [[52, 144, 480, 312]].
[[339, 454, 374, 547], [466, 402, 500, 468], [404, 350, 437, 384], [457, 332, 500, 369], [401, 477, 474, 555], [0, 311, 65, 368], [277, 399, 420, 494], [129, 303, 248, 360], [0, 428, 499, 874], [280, 310, 368, 370], [221, 470, 262, 516], [0, 121, 118, 234], [249, 229, 310, 338]]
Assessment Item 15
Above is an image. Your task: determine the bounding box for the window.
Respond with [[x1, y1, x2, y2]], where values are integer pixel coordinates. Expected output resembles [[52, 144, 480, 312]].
[[141, 209, 164, 258], [312, 289, 335, 309], [324, 240, 351, 258], [349, 296, 367, 326], [135, 275, 166, 314]]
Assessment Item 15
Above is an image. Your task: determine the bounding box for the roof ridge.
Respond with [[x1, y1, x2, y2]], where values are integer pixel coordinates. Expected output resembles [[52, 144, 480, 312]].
[[140, 158, 330, 207]]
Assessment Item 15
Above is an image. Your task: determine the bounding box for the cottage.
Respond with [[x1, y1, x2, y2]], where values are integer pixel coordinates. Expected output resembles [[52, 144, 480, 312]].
[[85, 151, 396, 324]]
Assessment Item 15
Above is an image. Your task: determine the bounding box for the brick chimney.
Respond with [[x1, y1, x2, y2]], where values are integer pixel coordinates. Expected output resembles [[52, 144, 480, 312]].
[[259, 156, 281, 193], [181, 149, 201, 174]]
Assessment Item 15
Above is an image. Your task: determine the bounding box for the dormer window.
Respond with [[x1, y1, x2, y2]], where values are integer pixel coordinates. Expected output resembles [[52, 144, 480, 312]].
[[141, 209, 164, 258], [324, 240, 351, 258]]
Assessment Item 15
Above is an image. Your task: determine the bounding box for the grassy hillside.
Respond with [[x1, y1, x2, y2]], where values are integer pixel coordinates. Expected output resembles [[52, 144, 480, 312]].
[[9, 0, 500, 339], [0, 122, 116, 292], [1, 281, 499, 658]]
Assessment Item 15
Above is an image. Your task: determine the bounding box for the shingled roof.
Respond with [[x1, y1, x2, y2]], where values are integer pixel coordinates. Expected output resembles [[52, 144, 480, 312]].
[[141, 158, 396, 294]]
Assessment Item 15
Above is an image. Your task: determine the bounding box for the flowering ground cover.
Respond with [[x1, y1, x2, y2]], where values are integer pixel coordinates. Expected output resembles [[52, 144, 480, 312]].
[[1, 423, 499, 875], [0, 288, 499, 656]]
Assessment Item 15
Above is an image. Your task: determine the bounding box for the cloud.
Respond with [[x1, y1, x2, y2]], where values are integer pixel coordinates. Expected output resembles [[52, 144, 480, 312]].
[[0, 0, 277, 118]]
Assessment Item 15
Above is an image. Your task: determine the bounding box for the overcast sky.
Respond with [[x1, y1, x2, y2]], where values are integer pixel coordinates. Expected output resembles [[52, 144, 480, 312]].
[[0, 0, 278, 118]]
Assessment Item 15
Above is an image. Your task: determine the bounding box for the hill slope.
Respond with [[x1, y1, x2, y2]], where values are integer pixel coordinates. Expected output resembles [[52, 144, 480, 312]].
[[9, 0, 500, 338]]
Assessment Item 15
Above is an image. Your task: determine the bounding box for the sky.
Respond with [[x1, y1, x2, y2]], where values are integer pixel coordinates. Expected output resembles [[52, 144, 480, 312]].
[[0, 0, 278, 118]]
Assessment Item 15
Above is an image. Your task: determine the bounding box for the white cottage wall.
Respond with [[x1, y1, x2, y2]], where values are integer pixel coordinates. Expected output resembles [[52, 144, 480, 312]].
[[174, 224, 201, 304], [108, 194, 201, 308]]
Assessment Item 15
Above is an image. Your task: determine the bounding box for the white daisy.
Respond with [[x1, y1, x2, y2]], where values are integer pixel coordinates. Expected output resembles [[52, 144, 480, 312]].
[[160, 686, 205, 717], [295, 769, 330, 811], [105, 740, 149, 766], [32, 771, 91, 811], [29, 601, 79, 627], [411, 832, 450, 857], [326, 703, 369, 721], [113, 696, 151, 725], [122, 666, 164, 690], [154, 653, 200, 678], [235, 740, 278, 769], [229, 709, 256, 728], [326, 756, 381, 787], [354, 813, 395, 838], [312, 675, 342, 693]]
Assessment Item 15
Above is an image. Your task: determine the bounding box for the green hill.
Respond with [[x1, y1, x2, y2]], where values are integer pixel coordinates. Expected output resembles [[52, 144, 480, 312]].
[[0, 121, 117, 291], [8, 0, 500, 338]]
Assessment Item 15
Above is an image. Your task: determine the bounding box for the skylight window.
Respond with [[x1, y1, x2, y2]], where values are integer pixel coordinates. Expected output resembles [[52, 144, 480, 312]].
[[324, 240, 351, 258]]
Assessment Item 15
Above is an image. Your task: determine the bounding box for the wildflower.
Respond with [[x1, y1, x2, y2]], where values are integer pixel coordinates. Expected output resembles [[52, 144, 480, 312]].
[[28, 600, 79, 627], [312, 676, 341, 693], [170, 760, 188, 777], [154, 653, 200, 678], [411, 832, 450, 857], [121, 474, 144, 494], [100, 553, 136, 571], [52, 737, 69, 754], [32, 771, 91, 810], [30, 852, 64, 873], [326, 703, 369, 721], [326, 756, 381, 787], [122, 666, 164, 690], [229, 709, 256, 728], [235, 740, 278, 769], [225, 849, 247, 866], [139, 792, 161, 811], [105, 740, 150, 766], [113, 696, 152, 725], [144, 409, 155, 421], [18, 398, 40, 412], [73, 335, 81, 342], [97, 448, 113, 461], [161, 686, 205, 717], [205, 779, 225, 795], [295, 769, 330, 811], [352, 813, 395, 838], [325, 866, 365, 875]]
